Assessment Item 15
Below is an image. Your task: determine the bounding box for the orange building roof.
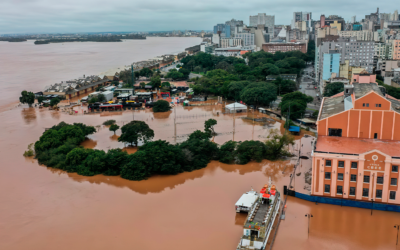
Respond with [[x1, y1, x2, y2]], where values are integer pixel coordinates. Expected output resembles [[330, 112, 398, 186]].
[[315, 136, 400, 157]]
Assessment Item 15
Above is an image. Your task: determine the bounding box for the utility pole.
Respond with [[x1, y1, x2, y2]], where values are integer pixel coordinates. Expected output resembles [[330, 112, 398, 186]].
[[132, 64, 135, 121], [305, 213, 313, 238], [395, 224, 400, 247]]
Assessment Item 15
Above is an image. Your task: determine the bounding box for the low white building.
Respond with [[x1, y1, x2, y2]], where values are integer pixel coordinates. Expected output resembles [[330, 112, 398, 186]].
[[225, 102, 248, 113]]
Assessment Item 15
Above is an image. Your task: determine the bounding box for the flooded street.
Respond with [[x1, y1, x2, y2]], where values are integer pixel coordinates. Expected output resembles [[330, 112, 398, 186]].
[[1, 103, 400, 250]]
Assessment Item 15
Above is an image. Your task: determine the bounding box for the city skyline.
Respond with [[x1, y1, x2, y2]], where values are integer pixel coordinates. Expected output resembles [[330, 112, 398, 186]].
[[0, 0, 397, 34]]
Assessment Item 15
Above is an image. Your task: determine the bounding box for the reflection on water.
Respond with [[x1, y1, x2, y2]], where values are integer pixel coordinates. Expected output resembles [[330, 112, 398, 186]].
[[21, 108, 36, 124]]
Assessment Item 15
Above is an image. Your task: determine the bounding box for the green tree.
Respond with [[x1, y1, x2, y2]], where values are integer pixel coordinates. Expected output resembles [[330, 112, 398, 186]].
[[166, 69, 184, 80], [236, 140, 266, 164], [188, 130, 212, 141], [103, 149, 128, 176], [240, 84, 277, 107], [37, 96, 44, 104], [218, 141, 238, 164], [323, 82, 344, 97], [227, 81, 247, 100], [149, 76, 161, 88], [153, 100, 171, 112], [118, 121, 154, 146], [139, 67, 153, 77], [140, 82, 146, 88], [204, 119, 217, 135], [97, 94, 106, 102], [19, 90, 35, 107], [121, 151, 151, 180], [273, 77, 297, 95], [103, 119, 116, 126], [193, 66, 202, 73], [109, 124, 120, 134], [280, 91, 313, 120], [88, 97, 98, 104], [265, 129, 295, 160], [50, 97, 60, 106], [161, 82, 171, 87]]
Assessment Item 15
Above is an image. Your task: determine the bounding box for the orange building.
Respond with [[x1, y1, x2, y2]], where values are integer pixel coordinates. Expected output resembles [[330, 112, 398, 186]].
[[312, 71, 400, 205]]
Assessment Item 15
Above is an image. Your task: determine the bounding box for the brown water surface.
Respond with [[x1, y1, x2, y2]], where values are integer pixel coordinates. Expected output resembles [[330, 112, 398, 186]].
[[1, 40, 400, 250]]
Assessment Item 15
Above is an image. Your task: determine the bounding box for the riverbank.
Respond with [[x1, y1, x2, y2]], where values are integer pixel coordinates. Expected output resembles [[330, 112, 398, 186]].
[[0, 37, 202, 113]]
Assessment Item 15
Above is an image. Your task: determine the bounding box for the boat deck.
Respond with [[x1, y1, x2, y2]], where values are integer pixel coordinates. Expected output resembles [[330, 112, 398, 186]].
[[245, 201, 270, 228]]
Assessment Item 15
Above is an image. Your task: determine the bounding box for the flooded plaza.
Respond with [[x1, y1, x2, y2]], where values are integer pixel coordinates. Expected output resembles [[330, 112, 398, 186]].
[[0, 101, 399, 250]]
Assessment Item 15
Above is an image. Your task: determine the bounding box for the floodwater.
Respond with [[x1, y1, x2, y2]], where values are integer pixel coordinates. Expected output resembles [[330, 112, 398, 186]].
[[1, 39, 400, 250], [0, 37, 201, 112]]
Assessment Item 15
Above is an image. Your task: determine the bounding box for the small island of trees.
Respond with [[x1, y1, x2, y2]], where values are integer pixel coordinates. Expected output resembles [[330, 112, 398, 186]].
[[31, 120, 294, 181]]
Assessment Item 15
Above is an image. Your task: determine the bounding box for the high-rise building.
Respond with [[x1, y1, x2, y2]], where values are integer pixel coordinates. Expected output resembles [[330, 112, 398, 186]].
[[322, 51, 341, 81], [291, 12, 312, 29], [234, 33, 255, 46], [249, 13, 274, 35], [351, 16, 356, 23], [393, 40, 400, 59]]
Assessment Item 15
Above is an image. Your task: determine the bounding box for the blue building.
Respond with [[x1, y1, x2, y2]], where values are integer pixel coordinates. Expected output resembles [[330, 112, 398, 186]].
[[213, 24, 225, 34], [322, 52, 340, 81], [353, 24, 362, 31]]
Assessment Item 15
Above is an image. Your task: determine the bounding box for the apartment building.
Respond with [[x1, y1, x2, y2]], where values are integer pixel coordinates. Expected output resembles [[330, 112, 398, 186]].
[[249, 13, 275, 35], [393, 40, 400, 60], [374, 42, 393, 60], [262, 42, 306, 54], [338, 30, 379, 41], [312, 72, 400, 205], [220, 38, 242, 48]]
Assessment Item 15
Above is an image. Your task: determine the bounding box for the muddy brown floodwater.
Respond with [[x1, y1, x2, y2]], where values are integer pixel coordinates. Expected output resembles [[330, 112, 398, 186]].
[[1, 103, 400, 250]]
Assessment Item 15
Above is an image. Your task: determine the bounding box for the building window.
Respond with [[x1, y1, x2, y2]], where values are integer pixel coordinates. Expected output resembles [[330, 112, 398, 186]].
[[328, 128, 342, 137], [390, 191, 396, 200], [338, 161, 344, 168], [363, 188, 369, 197], [377, 176, 384, 184], [376, 189, 382, 199], [351, 174, 357, 182], [325, 184, 330, 193], [363, 103, 365, 107], [337, 185, 343, 195], [350, 187, 356, 196], [338, 173, 344, 181], [392, 165, 398, 172], [364, 175, 370, 183], [367, 103, 369, 107], [375, 104, 381, 107], [374, 133, 378, 139], [391, 178, 398, 186], [326, 160, 332, 167], [351, 162, 358, 169], [325, 172, 331, 180]]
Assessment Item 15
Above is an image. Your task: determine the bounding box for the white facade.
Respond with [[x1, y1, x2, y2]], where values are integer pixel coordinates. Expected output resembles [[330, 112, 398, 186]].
[[220, 38, 242, 48], [234, 33, 255, 46], [249, 13, 274, 35], [338, 30, 379, 41]]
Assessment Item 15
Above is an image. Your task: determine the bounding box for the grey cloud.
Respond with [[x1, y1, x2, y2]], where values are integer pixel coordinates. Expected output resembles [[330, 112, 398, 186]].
[[0, 0, 395, 34]]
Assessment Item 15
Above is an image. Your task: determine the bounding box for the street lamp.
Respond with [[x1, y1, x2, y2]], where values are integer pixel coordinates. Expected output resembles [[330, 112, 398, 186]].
[[305, 213, 313, 238], [395, 225, 400, 246], [371, 199, 374, 216]]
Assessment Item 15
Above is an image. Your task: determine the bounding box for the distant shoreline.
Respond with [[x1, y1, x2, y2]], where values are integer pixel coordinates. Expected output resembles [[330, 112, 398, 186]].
[[34, 35, 146, 45]]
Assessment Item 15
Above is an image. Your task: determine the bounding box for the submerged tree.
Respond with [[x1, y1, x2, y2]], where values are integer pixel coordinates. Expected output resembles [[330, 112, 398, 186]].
[[118, 121, 154, 146], [19, 90, 35, 107], [109, 124, 120, 135], [204, 119, 217, 135]]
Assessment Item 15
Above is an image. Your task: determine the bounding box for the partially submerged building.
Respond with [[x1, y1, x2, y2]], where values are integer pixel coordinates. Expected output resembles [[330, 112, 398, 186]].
[[43, 75, 111, 99], [312, 71, 400, 205]]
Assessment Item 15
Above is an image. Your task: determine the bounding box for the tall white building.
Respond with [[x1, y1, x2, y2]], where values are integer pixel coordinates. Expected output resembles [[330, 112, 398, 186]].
[[249, 13, 274, 35], [351, 16, 356, 23], [291, 12, 312, 29], [234, 33, 255, 46]]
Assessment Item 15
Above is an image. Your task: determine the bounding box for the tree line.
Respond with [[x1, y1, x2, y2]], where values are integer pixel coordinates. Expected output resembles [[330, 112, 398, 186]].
[[32, 120, 294, 181]]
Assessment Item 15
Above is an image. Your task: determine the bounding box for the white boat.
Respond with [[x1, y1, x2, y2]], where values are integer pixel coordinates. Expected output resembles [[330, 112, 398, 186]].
[[235, 189, 258, 213], [236, 179, 281, 250]]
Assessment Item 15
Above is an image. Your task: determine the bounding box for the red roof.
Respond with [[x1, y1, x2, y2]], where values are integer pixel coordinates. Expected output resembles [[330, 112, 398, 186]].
[[262, 194, 270, 198], [315, 136, 400, 157], [260, 188, 266, 194]]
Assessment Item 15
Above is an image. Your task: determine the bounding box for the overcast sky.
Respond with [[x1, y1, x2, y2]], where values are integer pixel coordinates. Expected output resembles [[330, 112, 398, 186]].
[[0, 0, 397, 34]]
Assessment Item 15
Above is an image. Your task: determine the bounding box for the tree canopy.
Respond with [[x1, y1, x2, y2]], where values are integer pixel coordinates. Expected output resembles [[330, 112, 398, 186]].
[[20, 90, 35, 107], [153, 100, 171, 112], [118, 121, 154, 146], [280, 91, 313, 120], [323, 82, 344, 97]]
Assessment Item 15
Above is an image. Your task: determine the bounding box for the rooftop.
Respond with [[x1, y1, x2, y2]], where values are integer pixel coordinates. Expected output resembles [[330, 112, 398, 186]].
[[315, 136, 400, 157]]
